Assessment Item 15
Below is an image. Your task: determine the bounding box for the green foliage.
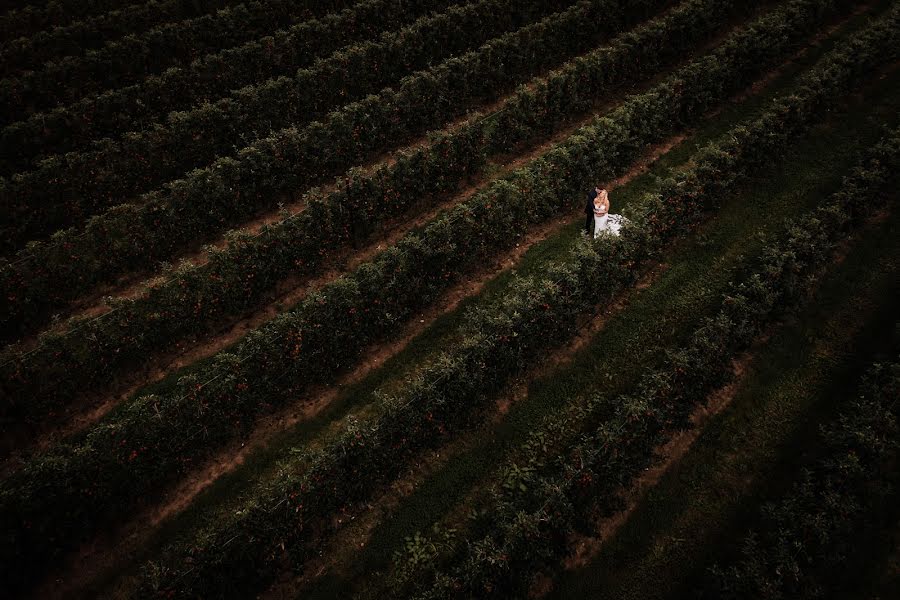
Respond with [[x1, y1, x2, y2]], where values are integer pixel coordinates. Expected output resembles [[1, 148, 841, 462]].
[[1, 2, 895, 597], [392, 526, 459, 589], [396, 125, 900, 600], [0, 0, 588, 248], [0, 0, 243, 77], [0, 5, 896, 597], [0, 0, 455, 170], [704, 358, 900, 599], [0, 0, 352, 122], [0, 0, 777, 411], [1, 0, 145, 41]]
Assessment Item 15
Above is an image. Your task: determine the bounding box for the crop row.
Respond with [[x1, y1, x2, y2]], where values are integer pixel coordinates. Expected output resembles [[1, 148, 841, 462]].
[[0, 0, 357, 124], [0, 0, 610, 253], [0, 0, 146, 41], [0, 1, 868, 594], [137, 19, 900, 598], [0, 0, 667, 336], [0, 0, 753, 422], [4, 0, 573, 205], [0, 0, 461, 172], [394, 124, 900, 600], [0, 0, 243, 77], [704, 357, 900, 599], [0, 0, 579, 245]]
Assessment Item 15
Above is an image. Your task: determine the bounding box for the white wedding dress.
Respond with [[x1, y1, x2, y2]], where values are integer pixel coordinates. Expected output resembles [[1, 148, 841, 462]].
[[593, 212, 628, 238]]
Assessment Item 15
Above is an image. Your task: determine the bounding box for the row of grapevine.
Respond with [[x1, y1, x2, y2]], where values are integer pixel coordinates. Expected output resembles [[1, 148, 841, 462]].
[[0, 0, 243, 76], [1, 2, 879, 594], [0, 0, 668, 333], [390, 123, 900, 600], [0, 0, 358, 124], [0, 0, 461, 171], [704, 357, 900, 598], [136, 31, 900, 599], [0, 0, 754, 416], [0, 0, 592, 253], [0, 0, 614, 253], [0, 0, 145, 41]]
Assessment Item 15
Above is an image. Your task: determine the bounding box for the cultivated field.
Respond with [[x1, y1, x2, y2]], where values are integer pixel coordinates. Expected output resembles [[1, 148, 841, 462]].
[[1, 0, 899, 598]]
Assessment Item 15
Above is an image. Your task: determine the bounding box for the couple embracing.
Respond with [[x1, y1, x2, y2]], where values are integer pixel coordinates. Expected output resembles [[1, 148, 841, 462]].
[[584, 187, 627, 238]]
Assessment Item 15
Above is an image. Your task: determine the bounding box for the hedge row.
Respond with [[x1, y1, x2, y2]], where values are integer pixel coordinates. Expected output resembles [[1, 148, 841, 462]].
[[0, 0, 753, 421], [704, 357, 900, 599], [0, 0, 578, 228], [0, 0, 669, 334], [0, 0, 358, 124], [0, 1, 871, 594], [0, 0, 243, 77], [0, 0, 619, 252], [138, 29, 900, 600], [0, 0, 146, 41], [396, 125, 900, 600], [0, 0, 461, 172]]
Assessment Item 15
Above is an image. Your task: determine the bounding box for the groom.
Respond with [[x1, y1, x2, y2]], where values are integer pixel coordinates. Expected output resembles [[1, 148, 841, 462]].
[[584, 186, 601, 237]]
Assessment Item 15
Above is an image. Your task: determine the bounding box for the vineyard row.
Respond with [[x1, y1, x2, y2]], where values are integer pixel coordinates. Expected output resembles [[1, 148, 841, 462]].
[[138, 28, 900, 599], [0, 0, 755, 422], [393, 127, 900, 599], [2, 2, 890, 594], [0, 0, 359, 124], [2, 0, 654, 260], [707, 356, 900, 597], [1, 0, 151, 41], [0, 0, 244, 76], [0, 0, 460, 171]]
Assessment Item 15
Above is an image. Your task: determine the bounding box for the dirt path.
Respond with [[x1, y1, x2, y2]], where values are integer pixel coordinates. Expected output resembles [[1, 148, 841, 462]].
[[554, 345, 761, 578]]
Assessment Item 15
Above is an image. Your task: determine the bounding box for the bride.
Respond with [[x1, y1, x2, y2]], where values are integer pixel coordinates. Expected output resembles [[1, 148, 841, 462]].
[[592, 189, 627, 238]]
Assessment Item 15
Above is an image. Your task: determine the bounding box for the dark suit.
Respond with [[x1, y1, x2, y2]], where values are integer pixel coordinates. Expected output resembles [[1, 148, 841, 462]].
[[585, 189, 598, 236]]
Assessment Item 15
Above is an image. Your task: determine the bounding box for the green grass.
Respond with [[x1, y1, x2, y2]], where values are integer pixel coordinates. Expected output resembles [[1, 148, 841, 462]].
[[297, 42, 900, 600], [547, 205, 900, 600]]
